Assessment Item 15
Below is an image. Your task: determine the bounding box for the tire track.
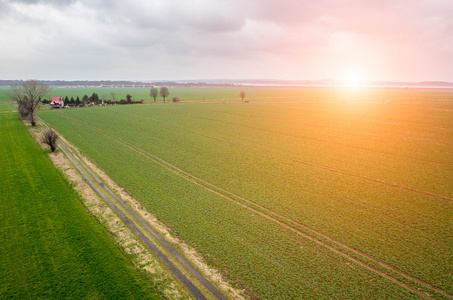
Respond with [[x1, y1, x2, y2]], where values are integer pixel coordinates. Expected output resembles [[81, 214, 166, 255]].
[[122, 111, 453, 202], [54, 112, 452, 299], [37, 117, 227, 300]]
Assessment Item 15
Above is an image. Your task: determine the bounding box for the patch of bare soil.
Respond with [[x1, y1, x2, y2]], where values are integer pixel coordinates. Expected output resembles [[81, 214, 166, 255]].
[[55, 133, 246, 300]]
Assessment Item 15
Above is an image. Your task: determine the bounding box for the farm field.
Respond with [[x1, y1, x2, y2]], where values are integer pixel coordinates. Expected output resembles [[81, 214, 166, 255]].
[[2, 84, 453, 104], [0, 113, 163, 299], [39, 87, 453, 299], [0, 87, 13, 102], [0, 86, 247, 103], [0, 103, 16, 112], [47, 86, 246, 102]]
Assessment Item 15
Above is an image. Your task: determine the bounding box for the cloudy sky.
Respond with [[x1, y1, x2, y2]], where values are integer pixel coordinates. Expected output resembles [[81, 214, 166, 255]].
[[1, 0, 452, 82]]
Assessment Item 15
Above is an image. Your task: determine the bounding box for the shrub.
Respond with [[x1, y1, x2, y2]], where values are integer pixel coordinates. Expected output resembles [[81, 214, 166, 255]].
[[41, 130, 58, 152]]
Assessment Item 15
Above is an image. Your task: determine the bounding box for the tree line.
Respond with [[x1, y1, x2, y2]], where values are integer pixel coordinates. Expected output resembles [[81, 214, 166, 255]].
[[40, 86, 172, 106], [42, 93, 145, 107]]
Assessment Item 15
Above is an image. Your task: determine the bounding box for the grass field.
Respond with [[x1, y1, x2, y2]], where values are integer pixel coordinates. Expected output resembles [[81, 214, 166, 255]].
[[1, 84, 452, 104], [0, 86, 246, 103], [0, 112, 163, 299], [0, 103, 16, 112], [38, 87, 453, 299]]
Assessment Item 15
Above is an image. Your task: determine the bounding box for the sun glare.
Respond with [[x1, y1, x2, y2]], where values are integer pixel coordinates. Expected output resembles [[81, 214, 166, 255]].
[[343, 68, 366, 88]]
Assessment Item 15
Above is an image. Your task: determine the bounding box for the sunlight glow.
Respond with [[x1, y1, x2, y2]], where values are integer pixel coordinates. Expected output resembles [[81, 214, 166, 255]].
[[343, 68, 366, 88]]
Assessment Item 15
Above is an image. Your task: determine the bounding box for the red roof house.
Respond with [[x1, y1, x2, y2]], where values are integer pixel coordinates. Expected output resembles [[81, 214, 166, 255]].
[[50, 97, 64, 109]]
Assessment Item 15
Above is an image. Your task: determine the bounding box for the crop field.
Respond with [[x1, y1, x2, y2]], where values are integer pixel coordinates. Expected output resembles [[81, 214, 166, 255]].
[[0, 113, 163, 299], [47, 86, 246, 102], [38, 87, 453, 299], [0, 86, 247, 103], [0, 103, 16, 112], [2, 84, 452, 104], [0, 87, 8, 101]]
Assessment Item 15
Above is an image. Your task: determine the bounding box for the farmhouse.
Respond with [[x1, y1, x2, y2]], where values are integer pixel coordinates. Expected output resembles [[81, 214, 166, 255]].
[[50, 97, 64, 109]]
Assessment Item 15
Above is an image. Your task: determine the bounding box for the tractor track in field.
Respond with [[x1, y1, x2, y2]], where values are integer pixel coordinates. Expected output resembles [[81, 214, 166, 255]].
[[123, 110, 453, 202], [53, 112, 452, 299], [36, 117, 228, 300]]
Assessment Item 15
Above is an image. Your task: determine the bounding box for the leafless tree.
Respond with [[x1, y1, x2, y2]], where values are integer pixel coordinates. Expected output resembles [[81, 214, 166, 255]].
[[160, 87, 169, 102], [240, 91, 245, 102], [41, 130, 58, 152], [7, 80, 51, 126], [150, 87, 158, 102], [110, 92, 116, 101]]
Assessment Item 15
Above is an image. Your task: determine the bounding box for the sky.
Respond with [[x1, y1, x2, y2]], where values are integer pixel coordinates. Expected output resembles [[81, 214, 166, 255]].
[[1, 0, 452, 82]]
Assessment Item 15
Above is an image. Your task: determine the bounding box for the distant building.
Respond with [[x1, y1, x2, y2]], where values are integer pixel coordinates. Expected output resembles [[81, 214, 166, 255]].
[[50, 97, 64, 109]]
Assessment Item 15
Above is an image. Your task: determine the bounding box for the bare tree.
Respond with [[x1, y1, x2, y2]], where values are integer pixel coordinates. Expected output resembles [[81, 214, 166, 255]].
[[159, 87, 169, 102], [41, 130, 58, 152], [150, 87, 158, 102], [240, 91, 245, 102], [7, 80, 51, 126], [110, 92, 116, 101]]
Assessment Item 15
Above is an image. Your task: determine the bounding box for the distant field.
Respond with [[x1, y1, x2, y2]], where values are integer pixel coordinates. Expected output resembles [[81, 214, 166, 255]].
[[48, 86, 245, 102], [0, 113, 163, 299], [0, 103, 16, 112], [1, 84, 453, 104], [39, 87, 453, 299], [37, 85, 453, 104], [0, 87, 7, 101]]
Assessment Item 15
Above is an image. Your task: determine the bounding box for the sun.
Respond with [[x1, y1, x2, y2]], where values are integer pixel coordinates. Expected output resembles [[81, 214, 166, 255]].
[[342, 68, 366, 88]]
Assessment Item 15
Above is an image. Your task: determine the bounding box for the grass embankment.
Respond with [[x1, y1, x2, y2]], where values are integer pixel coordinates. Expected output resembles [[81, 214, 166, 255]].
[[0, 113, 163, 299], [39, 88, 453, 299]]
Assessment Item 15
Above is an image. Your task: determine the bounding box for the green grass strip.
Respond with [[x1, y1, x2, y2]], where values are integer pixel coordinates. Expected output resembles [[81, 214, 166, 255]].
[[0, 113, 163, 299]]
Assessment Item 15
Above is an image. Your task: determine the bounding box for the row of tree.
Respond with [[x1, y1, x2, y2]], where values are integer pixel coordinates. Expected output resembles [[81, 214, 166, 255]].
[[150, 87, 170, 102], [42, 93, 144, 107], [42, 86, 172, 106]]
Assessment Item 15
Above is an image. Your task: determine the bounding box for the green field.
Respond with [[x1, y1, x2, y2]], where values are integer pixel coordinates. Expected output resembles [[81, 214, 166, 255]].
[[0, 85, 246, 103], [0, 103, 16, 112], [1, 84, 452, 104], [38, 87, 453, 299], [47, 86, 246, 102], [0, 112, 163, 299]]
